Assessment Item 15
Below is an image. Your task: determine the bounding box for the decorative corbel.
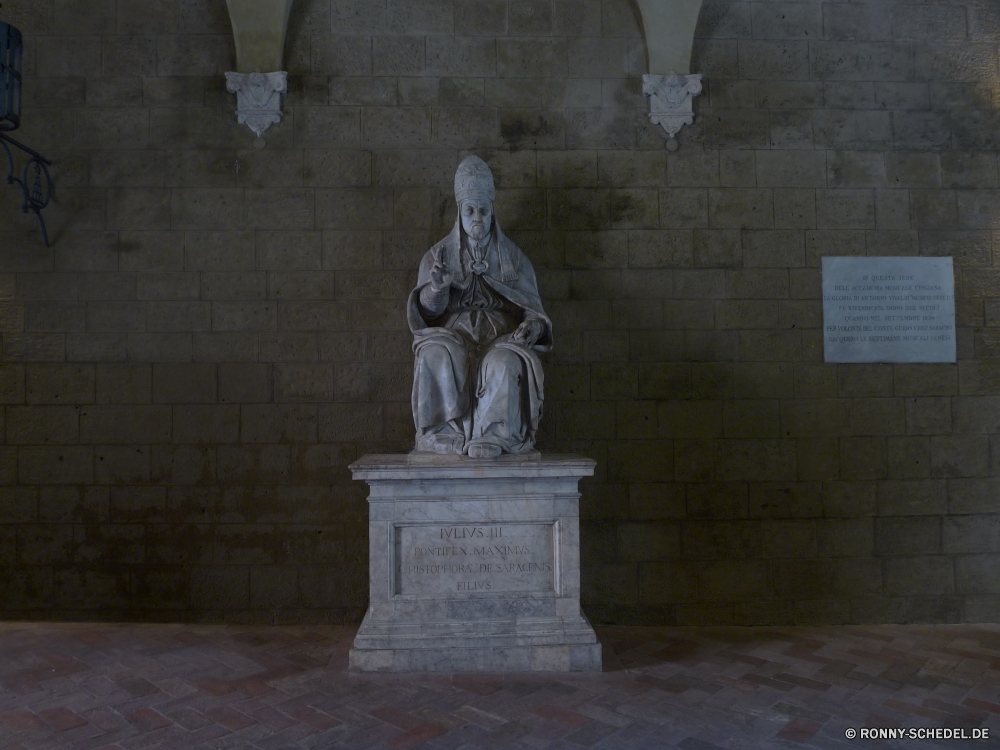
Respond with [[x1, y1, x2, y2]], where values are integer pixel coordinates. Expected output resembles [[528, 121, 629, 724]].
[[225, 0, 295, 145], [634, 0, 705, 150]]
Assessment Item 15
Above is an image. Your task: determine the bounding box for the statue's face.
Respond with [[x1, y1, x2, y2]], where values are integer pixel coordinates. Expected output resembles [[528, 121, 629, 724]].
[[461, 199, 492, 241]]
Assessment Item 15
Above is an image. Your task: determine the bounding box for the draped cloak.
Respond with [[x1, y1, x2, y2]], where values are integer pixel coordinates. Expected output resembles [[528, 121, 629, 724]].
[[407, 218, 552, 453]]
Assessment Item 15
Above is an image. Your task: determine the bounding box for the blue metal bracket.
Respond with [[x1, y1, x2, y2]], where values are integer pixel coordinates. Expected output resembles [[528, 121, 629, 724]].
[[0, 132, 52, 247]]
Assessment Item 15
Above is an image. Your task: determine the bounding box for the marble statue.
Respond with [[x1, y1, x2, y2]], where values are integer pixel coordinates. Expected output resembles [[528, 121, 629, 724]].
[[407, 156, 552, 459]]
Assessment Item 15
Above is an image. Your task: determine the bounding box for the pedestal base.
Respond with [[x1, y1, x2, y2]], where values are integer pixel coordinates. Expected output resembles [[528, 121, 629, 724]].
[[349, 453, 600, 673], [350, 610, 603, 672]]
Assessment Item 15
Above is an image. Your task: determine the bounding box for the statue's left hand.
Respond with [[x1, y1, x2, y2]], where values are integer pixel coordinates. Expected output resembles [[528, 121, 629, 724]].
[[511, 319, 544, 346]]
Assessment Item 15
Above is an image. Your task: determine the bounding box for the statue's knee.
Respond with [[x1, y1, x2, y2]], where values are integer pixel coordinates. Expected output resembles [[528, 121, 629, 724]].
[[484, 347, 521, 373], [420, 344, 450, 368]]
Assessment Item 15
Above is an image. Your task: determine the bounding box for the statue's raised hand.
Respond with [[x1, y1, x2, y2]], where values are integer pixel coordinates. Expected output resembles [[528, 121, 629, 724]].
[[511, 318, 544, 346], [429, 246, 453, 292]]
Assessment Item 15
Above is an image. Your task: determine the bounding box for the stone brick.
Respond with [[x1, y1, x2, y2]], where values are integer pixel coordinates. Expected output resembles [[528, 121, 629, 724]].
[[172, 405, 239, 444], [245, 190, 315, 231], [216, 445, 291, 485], [887, 436, 930, 479], [311, 36, 372, 77], [316, 189, 393, 230], [101, 36, 158, 77], [151, 363, 216, 405], [2, 335, 66, 363], [433, 107, 500, 149], [659, 189, 708, 229], [598, 151, 666, 188], [735, 363, 793, 400], [170, 188, 244, 230], [952, 396, 1000, 434], [679, 483, 741, 520], [755, 151, 825, 188], [816, 189, 875, 229], [714, 299, 778, 329], [145, 302, 211, 333], [118, 232, 184, 272], [364, 107, 433, 149], [191, 566, 248, 609], [66, 335, 127, 363], [892, 111, 951, 151], [738, 41, 809, 80], [156, 35, 227, 77], [19, 447, 94, 485], [839, 436, 887, 480], [95, 446, 152, 485], [708, 189, 773, 229], [212, 303, 277, 332], [914, 43, 998, 82], [944, 516, 1000, 555], [26, 365, 95, 404], [814, 518, 871, 557], [773, 558, 834, 597], [627, 231, 694, 268], [727, 269, 789, 299], [6, 405, 77, 445], [814, 110, 892, 151], [884, 556, 953, 596], [79, 405, 171, 444], [834, 558, 882, 596], [294, 108, 363, 150], [567, 233, 627, 270], [930, 436, 990, 478], [135, 273, 198, 302], [616, 401, 656, 439], [693, 230, 741, 267], [740, 330, 803, 362], [497, 39, 567, 78], [606, 440, 673, 483], [699, 560, 768, 600], [724, 400, 779, 439], [874, 82, 929, 111], [716, 440, 796, 482], [949, 478, 1000, 514], [107, 189, 171, 231]]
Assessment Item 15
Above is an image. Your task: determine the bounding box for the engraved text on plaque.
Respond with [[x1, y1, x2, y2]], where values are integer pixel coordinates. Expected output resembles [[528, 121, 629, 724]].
[[394, 523, 555, 596], [822, 256, 956, 363]]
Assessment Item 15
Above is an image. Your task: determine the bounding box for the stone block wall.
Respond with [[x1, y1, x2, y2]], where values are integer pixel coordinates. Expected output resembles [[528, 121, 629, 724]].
[[0, 0, 998, 625]]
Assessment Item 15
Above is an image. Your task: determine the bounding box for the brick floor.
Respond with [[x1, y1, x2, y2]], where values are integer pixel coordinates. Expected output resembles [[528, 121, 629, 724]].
[[1, 623, 999, 749]]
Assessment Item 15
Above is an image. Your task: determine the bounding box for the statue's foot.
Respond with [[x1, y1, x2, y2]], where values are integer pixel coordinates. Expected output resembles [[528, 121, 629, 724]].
[[420, 433, 464, 454], [467, 442, 502, 459]]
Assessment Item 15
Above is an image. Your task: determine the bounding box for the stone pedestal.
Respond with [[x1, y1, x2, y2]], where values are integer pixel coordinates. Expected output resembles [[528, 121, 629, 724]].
[[349, 453, 602, 673]]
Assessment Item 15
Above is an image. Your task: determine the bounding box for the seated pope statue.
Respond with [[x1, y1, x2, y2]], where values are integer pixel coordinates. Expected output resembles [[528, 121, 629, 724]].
[[407, 156, 552, 459]]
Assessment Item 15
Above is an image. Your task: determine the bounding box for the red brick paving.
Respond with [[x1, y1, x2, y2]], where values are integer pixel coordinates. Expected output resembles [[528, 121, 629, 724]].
[[0, 623, 998, 748], [0, 709, 42, 732], [36, 708, 86, 732], [384, 723, 445, 749], [965, 697, 1000, 714], [203, 705, 257, 731], [775, 717, 823, 742]]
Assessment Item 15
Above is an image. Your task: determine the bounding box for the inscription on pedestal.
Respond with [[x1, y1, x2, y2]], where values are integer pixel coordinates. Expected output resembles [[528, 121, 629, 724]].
[[394, 523, 555, 596], [822, 256, 956, 363]]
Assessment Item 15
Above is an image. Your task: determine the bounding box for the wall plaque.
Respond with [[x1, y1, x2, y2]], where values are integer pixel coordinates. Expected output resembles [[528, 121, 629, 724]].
[[394, 523, 555, 596], [822, 257, 956, 363]]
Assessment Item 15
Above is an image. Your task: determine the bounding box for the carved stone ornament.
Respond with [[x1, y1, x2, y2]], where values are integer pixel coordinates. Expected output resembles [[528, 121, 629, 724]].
[[224, 71, 288, 138], [642, 73, 703, 150]]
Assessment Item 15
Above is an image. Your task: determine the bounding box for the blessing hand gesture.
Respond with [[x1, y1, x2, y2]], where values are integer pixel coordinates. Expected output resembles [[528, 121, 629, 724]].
[[429, 246, 453, 292]]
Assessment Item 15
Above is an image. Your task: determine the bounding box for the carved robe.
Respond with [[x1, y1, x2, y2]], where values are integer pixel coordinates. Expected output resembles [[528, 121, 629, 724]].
[[407, 220, 552, 455]]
